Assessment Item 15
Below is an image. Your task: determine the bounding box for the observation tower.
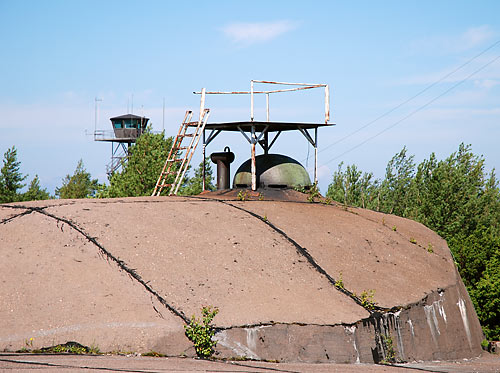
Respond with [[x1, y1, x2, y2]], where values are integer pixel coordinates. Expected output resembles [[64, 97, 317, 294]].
[[94, 114, 149, 176]]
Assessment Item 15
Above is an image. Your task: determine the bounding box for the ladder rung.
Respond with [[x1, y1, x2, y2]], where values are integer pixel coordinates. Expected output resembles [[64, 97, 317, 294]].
[[153, 108, 209, 197]]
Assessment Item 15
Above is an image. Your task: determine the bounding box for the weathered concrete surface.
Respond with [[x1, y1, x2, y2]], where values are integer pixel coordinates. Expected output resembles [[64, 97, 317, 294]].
[[0, 195, 484, 363], [1, 353, 499, 372], [0, 208, 189, 355]]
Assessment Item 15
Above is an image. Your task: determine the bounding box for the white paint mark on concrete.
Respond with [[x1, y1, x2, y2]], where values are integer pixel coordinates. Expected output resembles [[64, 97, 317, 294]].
[[394, 311, 405, 360], [246, 328, 258, 352], [215, 330, 260, 360], [437, 300, 447, 324], [407, 319, 415, 337], [424, 305, 439, 346], [457, 298, 473, 349], [344, 326, 360, 363]]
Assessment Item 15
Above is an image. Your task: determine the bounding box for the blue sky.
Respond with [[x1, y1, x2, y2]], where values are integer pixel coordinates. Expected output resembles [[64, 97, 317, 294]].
[[1, 0, 500, 194]]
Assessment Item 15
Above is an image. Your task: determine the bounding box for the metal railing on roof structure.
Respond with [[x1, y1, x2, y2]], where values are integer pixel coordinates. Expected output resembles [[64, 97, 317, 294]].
[[195, 80, 330, 124]]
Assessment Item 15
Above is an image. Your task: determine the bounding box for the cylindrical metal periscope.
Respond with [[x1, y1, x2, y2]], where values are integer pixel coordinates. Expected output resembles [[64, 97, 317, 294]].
[[210, 147, 235, 190]]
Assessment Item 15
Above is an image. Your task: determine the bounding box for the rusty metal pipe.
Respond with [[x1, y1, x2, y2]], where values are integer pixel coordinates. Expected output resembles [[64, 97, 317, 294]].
[[210, 147, 235, 190]]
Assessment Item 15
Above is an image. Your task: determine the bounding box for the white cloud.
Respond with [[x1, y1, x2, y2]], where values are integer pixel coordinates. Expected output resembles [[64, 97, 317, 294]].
[[474, 79, 500, 89], [461, 25, 495, 50], [222, 20, 298, 45], [410, 25, 497, 55]]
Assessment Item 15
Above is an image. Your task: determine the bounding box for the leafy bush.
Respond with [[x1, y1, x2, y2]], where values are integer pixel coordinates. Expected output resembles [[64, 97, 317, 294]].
[[184, 306, 219, 358]]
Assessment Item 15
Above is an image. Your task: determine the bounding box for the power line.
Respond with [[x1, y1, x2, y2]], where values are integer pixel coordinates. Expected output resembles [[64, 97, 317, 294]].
[[323, 52, 500, 166], [303, 38, 500, 163]]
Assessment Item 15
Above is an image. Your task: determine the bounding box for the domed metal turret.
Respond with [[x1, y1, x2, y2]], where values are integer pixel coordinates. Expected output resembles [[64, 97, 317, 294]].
[[233, 154, 311, 189]]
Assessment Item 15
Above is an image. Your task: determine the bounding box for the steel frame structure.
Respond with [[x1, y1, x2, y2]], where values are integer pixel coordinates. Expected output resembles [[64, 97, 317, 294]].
[[194, 80, 332, 191]]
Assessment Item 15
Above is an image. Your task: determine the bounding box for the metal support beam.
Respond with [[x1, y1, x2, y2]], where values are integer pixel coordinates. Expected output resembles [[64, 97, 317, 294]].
[[268, 131, 282, 151], [238, 126, 252, 144], [251, 126, 256, 191], [202, 130, 206, 192], [250, 81, 254, 122], [314, 127, 318, 185], [266, 93, 270, 122], [263, 132, 269, 155], [206, 129, 221, 146], [325, 85, 330, 124], [298, 127, 315, 146]]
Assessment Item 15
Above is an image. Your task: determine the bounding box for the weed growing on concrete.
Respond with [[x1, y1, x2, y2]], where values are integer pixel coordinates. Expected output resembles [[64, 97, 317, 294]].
[[88, 344, 101, 354], [334, 272, 344, 289], [295, 184, 321, 202], [427, 243, 434, 253], [409, 237, 417, 244], [359, 290, 377, 310], [392, 225, 397, 232], [237, 190, 249, 201], [36, 342, 92, 354], [307, 183, 320, 203], [17, 341, 100, 355], [142, 351, 166, 357], [481, 339, 489, 350], [381, 334, 396, 364], [184, 306, 219, 358], [323, 197, 332, 205]]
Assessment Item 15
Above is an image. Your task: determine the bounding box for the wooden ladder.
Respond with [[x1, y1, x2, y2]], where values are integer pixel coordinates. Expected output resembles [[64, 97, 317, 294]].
[[152, 108, 210, 196]]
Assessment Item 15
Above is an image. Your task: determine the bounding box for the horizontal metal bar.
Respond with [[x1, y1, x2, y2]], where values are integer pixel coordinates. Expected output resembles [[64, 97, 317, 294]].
[[194, 85, 323, 95], [252, 80, 327, 87]]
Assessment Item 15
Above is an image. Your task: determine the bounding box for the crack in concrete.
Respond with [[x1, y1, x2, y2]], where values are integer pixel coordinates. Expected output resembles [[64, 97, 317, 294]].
[[0, 204, 189, 325], [0, 208, 34, 224], [217, 199, 391, 314]]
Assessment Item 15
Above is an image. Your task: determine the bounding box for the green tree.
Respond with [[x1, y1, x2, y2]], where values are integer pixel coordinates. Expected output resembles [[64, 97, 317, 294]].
[[180, 157, 215, 196], [326, 144, 500, 339], [378, 146, 415, 215], [326, 162, 378, 209], [0, 146, 27, 203], [55, 160, 100, 199], [23, 175, 50, 201], [107, 130, 174, 197], [470, 251, 500, 340], [412, 144, 487, 239]]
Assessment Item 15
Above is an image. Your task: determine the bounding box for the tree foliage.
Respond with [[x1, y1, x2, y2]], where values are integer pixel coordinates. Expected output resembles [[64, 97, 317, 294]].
[[106, 130, 215, 197], [55, 160, 100, 199], [180, 157, 215, 196], [327, 162, 378, 209], [0, 146, 27, 203], [326, 143, 500, 340], [0, 146, 50, 202], [24, 175, 50, 201], [107, 131, 174, 197]]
